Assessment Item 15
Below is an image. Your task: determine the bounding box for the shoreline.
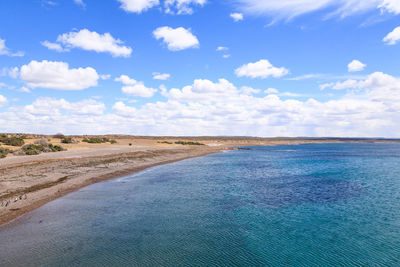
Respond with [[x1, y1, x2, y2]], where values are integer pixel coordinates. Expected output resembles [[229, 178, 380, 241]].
[[0, 146, 224, 227]]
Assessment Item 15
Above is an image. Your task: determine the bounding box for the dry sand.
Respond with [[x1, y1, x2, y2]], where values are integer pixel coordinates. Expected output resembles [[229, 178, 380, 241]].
[[1, 136, 399, 226]]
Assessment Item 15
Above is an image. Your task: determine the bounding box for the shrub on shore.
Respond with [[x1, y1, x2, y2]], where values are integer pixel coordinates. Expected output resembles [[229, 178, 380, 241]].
[[61, 137, 76, 144], [82, 137, 117, 144], [174, 141, 205, 146], [0, 147, 11, 158], [0, 135, 25, 146], [18, 143, 65, 156], [158, 141, 173, 144]]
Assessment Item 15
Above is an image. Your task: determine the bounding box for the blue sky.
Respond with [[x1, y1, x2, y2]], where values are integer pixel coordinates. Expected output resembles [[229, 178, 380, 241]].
[[0, 0, 400, 137]]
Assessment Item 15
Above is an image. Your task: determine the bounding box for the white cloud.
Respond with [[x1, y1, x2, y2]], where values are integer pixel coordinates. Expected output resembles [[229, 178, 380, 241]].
[[230, 12, 243, 21], [265, 88, 279, 94], [153, 72, 171, 80], [22, 97, 105, 116], [235, 59, 289, 79], [383, 26, 400, 45], [241, 86, 260, 95], [112, 101, 137, 117], [222, 54, 231, 58], [287, 74, 324, 81], [153, 26, 199, 51], [216, 46, 228, 51], [1, 67, 19, 79], [0, 95, 7, 107], [41, 41, 68, 52], [164, 0, 207, 14], [115, 75, 157, 97], [234, 0, 400, 21], [3, 72, 400, 137], [43, 29, 132, 57], [319, 72, 400, 92], [379, 0, 400, 14], [19, 87, 31, 93], [117, 0, 159, 13], [0, 38, 24, 57], [348, 60, 366, 72], [117, 0, 206, 14], [20, 60, 99, 90], [74, 0, 85, 7], [100, 74, 111, 80]]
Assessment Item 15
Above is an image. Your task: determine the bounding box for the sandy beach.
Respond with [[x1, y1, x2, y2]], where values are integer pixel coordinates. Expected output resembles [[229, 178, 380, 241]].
[[1, 136, 399, 226]]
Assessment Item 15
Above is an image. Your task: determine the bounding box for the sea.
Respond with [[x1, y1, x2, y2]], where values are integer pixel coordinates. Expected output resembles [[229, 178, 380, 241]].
[[1, 143, 400, 266]]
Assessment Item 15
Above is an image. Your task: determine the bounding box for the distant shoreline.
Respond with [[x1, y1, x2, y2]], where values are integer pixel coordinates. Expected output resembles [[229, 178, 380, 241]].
[[1, 137, 400, 227]]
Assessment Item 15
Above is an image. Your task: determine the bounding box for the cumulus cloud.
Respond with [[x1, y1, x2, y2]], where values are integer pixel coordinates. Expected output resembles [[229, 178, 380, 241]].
[[20, 60, 99, 90], [3, 72, 400, 137], [348, 60, 366, 72], [235, 59, 289, 79], [320, 72, 400, 93], [153, 26, 199, 51], [22, 97, 105, 116], [0, 38, 24, 57], [115, 75, 157, 97], [0, 95, 7, 107], [230, 12, 243, 21], [117, 0, 159, 13], [113, 101, 137, 117], [383, 26, 400, 45], [42, 29, 132, 57], [153, 72, 171, 80], [234, 0, 400, 21]]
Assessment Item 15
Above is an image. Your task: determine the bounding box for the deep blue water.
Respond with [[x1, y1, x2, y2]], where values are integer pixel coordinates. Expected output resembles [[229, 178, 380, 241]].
[[1, 143, 400, 266]]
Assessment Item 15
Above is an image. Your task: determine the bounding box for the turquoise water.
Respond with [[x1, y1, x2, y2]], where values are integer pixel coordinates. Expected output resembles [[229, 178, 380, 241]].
[[1, 143, 400, 266]]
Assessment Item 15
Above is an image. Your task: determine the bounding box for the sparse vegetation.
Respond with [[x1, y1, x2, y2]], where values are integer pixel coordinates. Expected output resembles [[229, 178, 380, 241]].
[[82, 137, 117, 144], [158, 141, 173, 144], [0, 147, 11, 158], [0, 135, 25, 146], [61, 137, 74, 144], [20, 144, 65, 155], [174, 141, 205, 146]]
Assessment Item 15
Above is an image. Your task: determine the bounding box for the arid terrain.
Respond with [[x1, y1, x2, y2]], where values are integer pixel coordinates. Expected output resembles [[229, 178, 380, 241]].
[[1, 134, 399, 226]]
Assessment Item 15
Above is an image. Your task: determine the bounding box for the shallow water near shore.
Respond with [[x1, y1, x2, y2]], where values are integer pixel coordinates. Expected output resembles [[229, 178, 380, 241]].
[[1, 143, 400, 266]]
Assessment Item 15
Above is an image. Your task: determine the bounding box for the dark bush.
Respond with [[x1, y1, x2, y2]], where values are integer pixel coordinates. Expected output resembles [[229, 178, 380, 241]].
[[0, 147, 11, 158], [82, 137, 115, 144], [61, 137, 74, 144], [174, 141, 205, 146], [0, 136, 25, 146], [158, 141, 173, 144], [21, 143, 65, 155]]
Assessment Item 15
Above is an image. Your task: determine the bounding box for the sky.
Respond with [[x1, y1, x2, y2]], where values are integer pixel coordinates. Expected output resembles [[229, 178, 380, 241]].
[[0, 0, 400, 137]]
